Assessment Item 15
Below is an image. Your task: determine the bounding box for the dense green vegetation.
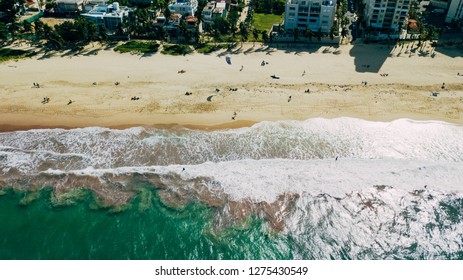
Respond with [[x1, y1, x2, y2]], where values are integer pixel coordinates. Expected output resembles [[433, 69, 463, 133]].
[[161, 44, 192, 55], [0, 47, 34, 62], [194, 43, 227, 54], [114, 41, 160, 53], [253, 0, 285, 15]]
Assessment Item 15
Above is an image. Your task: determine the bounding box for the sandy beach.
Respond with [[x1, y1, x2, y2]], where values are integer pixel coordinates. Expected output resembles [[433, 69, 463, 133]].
[[1, 42, 463, 131]]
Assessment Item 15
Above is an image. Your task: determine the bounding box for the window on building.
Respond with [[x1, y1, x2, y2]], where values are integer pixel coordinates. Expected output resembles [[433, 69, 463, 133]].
[[290, 7, 295, 10]]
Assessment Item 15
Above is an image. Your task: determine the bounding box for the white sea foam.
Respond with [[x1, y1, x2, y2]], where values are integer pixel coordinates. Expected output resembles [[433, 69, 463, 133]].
[[157, 158, 463, 201], [287, 184, 463, 259], [1, 117, 463, 199], [28, 158, 461, 202]]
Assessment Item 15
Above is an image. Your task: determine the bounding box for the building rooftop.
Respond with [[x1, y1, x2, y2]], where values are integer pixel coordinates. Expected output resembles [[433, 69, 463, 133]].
[[185, 15, 196, 22], [56, 0, 84, 3]]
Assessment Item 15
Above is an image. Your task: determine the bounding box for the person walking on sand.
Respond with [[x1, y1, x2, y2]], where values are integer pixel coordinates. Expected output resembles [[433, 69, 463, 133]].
[[288, 96, 292, 102]]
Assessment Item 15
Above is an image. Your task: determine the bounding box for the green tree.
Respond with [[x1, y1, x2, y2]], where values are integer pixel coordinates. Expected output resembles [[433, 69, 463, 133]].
[[0, 0, 21, 23], [213, 16, 230, 35], [261, 30, 268, 42], [316, 27, 322, 42], [0, 22, 8, 40], [341, 27, 349, 40], [22, 20, 32, 33], [329, 25, 335, 40], [34, 20, 44, 38], [163, 7, 171, 22], [8, 21, 20, 41], [252, 28, 259, 46], [98, 25, 109, 42], [193, 26, 200, 44], [304, 27, 313, 42], [46, 30, 64, 49], [271, 0, 285, 15], [293, 27, 300, 43], [239, 22, 248, 47]]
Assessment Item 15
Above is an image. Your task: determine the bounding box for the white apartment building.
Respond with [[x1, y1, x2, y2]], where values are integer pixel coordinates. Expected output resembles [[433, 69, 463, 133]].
[[284, 0, 336, 33], [363, 0, 410, 32], [168, 0, 198, 17], [81, 2, 132, 31], [445, 0, 463, 23]]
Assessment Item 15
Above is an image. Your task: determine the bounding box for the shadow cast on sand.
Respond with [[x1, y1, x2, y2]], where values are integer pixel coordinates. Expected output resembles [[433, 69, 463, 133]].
[[349, 43, 393, 73]]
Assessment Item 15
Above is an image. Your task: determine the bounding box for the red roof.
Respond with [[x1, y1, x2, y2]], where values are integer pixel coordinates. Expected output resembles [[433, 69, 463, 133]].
[[185, 16, 196, 23]]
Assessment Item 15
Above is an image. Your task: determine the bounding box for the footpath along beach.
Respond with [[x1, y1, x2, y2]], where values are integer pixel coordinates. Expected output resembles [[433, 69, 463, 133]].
[[0, 42, 462, 131]]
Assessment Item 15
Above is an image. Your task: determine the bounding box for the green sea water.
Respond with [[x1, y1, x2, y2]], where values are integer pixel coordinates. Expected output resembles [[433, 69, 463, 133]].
[[0, 188, 292, 260]]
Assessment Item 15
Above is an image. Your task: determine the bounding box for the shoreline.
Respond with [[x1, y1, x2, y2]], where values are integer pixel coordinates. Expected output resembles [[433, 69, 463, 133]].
[[1, 42, 463, 132]]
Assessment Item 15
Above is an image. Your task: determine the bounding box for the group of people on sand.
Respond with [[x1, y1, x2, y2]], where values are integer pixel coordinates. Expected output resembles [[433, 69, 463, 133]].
[[185, 91, 193, 96], [41, 97, 50, 104], [33, 83, 41, 88], [231, 111, 237, 120], [229, 88, 238, 91], [131, 96, 140, 100], [361, 81, 368, 86], [380, 73, 389, 77]]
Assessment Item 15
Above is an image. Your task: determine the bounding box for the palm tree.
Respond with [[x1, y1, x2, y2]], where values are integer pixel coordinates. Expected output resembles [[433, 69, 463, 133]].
[[316, 27, 322, 42], [0, 22, 8, 41], [8, 21, 20, 42], [261, 30, 268, 42], [252, 28, 259, 46], [239, 22, 248, 47], [329, 25, 335, 41], [293, 27, 300, 43], [34, 20, 44, 39], [305, 27, 313, 42], [22, 20, 32, 33]]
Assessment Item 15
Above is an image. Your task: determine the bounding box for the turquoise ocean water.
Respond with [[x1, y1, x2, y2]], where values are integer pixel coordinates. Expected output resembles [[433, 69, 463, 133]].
[[1, 118, 462, 259]]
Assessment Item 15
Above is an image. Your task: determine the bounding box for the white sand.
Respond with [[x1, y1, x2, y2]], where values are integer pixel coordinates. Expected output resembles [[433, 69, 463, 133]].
[[1, 42, 462, 131]]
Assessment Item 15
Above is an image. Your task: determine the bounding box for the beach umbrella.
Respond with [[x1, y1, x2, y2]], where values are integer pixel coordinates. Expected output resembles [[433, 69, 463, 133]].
[[226, 56, 232, 65]]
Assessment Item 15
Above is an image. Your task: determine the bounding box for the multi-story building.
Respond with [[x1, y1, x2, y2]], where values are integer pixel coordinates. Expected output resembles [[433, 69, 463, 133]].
[[284, 0, 336, 33], [56, 0, 86, 13], [81, 2, 132, 31], [168, 0, 198, 17], [363, 0, 410, 32], [445, 0, 463, 23], [202, 1, 227, 27]]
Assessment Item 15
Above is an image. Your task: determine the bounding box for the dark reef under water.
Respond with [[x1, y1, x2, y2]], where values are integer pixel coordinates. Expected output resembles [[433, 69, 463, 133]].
[[0, 187, 292, 260]]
